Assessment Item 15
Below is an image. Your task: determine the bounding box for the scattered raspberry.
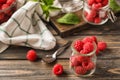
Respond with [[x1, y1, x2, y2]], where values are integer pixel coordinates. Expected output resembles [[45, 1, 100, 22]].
[[26, 49, 37, 61], [94, 17, 102, 23], [75, 66, 87, 75], [83, 42, 94, 54], [74, 40, 84, 52], [82, 36, 94, 43], [97, 41, 107, 51], [0, 0, 7, 4], [70, 55, 80, 66], [87, 0, 95, 6], [53, 64, 63, 75], [82, 61, 95, 70]]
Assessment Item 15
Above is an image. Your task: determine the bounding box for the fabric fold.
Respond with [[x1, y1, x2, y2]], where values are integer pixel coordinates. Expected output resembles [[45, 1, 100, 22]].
[[0, 1, 57, 53]]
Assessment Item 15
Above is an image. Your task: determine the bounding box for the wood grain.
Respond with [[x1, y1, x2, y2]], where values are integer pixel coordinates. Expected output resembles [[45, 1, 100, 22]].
[[0, 59, 119, 80]]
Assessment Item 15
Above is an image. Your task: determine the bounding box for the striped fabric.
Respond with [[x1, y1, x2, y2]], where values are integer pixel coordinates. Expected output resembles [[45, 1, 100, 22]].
[[0, 1, 59, 53]]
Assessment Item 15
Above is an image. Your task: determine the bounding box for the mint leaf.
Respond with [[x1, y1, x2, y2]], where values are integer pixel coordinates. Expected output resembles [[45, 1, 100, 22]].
[[41, 0, 54, 5], [110, 0, 120, 13], [49, 6, 61, 11], [57, 13, 80, 25]]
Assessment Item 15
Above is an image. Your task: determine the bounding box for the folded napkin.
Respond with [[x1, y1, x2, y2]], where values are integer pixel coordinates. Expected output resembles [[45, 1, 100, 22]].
[[0, 1, 61, 53]]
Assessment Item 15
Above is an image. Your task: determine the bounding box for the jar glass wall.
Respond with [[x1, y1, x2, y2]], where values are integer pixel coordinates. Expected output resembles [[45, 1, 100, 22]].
[[82, 0, 109, 25], [70, 40, 97, 77]]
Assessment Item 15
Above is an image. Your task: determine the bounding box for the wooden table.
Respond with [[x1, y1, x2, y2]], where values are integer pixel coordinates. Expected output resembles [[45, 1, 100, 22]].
[[0, 15, 120, 80]]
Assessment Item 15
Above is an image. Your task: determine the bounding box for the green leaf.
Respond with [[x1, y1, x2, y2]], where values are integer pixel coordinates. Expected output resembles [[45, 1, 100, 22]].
[[57, 13, 80, 25], [110, 0, 120, 13], [49, 6, 61, 11], [41, 0, 54, 5]]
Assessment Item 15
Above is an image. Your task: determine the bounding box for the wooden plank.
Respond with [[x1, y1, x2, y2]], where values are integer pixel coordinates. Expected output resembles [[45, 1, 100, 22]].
[[0, 59, 119, 80], [0, 35, 120, 60]]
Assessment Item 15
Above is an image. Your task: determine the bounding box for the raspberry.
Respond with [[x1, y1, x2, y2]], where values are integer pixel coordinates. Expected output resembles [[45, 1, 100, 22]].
[[86, 14, 94, 22], [94, 17, 102, 23], [82, 36, 94, 43], [6, 0, 15, 5], [97, 41, 107, 51], [74, 40, 84, 52], [0, 13, 5, 20], [96, 47, 100, 55], [87, 0, 95, 6], [92, 3, 102, 10], [0, 0, 7, 4], [89, 9, 97, 18], [26, 49, 37, 61], [77, 56, 90, 62], [102, 0, 108, 7], [82, 61, 95, 70], [95, 0, 102, 3], [70, 55, 80, 66], [84, 11, 88, 17], [75, 66, 87, 75], [53, 64, 63, 75], [90, 36, 97, 44], [83, 42, 94, 54]]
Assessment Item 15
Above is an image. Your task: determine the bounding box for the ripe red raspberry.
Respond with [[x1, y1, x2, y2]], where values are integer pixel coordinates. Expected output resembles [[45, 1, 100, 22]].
[[87, 0, 95, 6], [0, 13, 5, 20], [82, 36, 94, 43], [90, 36, 97, 44], [75, 66, 87, 75], [89, 9, 97, 18], [53, 64, 63, 75], [74, 40, 84, 52], [82, 61, 95, 70], [95, 0, 102, 3], [77, 56, 90, 62], [0, 0, 7, 4], [102, 0, 108, 7], [6, 0, 15, 5], [86, 14, 94, 22], [84, 11, 88, 17], [97, 41, 107, 51], [94, 17, 102, 23], [26, 49, 37, 61], [92, 3, 102, 10], [96, 47, 100, 55], [83, 42, 94, 54], [70, 55, 80, 67]]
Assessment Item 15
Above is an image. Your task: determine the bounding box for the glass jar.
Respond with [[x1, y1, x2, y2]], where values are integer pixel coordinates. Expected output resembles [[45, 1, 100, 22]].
[[61, 0, 83, 13], [70, 40, 97, 77], [82, 0, 109, 25], [0, 0, 17, 24]]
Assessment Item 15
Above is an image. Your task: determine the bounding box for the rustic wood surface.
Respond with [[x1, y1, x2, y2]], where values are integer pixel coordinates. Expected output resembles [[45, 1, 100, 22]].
[[0, 14, 120, 80]]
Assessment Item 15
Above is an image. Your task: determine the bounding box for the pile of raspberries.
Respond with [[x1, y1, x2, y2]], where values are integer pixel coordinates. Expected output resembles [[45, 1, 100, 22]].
[[70, 36, 107, 75]]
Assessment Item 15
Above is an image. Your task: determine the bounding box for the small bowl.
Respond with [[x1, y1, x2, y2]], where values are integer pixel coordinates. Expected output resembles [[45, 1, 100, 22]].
[[0, 0, 17, 24]]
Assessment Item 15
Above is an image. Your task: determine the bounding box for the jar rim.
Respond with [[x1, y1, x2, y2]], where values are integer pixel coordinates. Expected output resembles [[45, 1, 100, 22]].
[[83, 0, 109, 10], [71, 39, 97, 56], [0, 0, 17, 13]]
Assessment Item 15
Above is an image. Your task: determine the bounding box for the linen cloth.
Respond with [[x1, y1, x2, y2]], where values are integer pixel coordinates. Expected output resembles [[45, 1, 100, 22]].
[[0, 1, 61, 53]]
